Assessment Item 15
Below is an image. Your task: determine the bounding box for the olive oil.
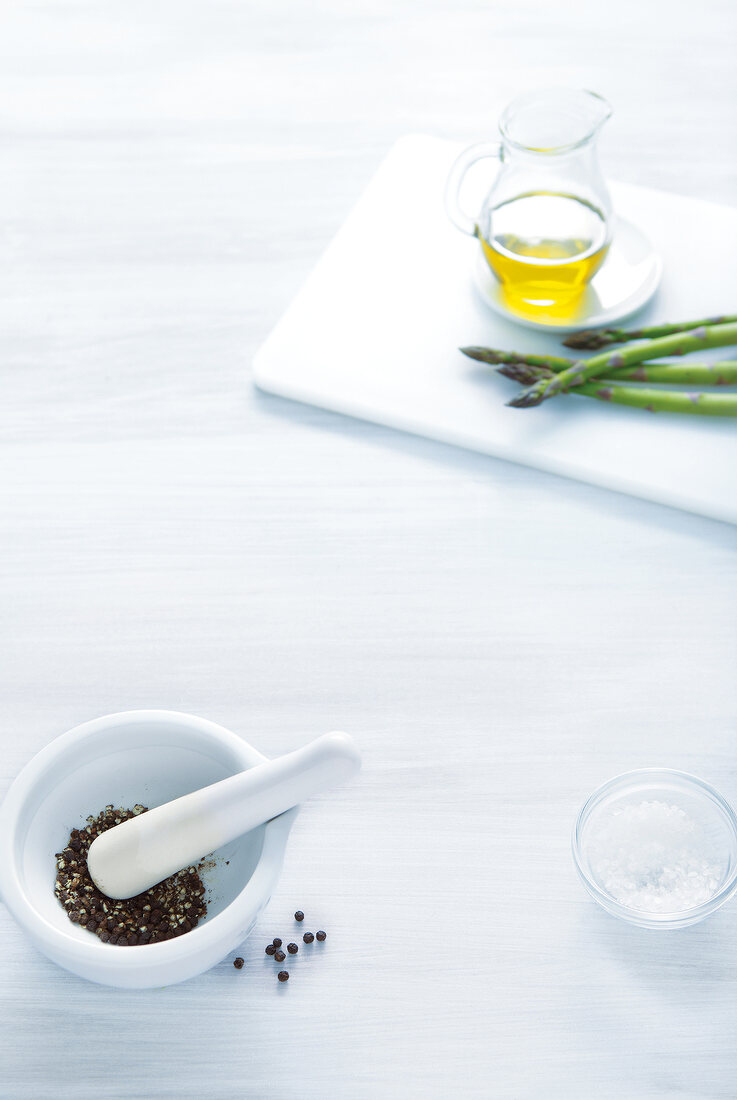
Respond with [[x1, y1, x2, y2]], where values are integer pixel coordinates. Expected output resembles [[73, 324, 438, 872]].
[[479, 192, 609, 319]]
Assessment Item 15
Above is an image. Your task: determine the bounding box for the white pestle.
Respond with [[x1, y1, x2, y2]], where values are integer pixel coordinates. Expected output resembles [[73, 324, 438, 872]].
[[86, 731, 361, 899]]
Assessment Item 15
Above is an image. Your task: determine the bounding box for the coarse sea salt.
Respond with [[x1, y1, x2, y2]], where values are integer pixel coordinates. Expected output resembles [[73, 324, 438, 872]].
[[587, 799, 723, 913]]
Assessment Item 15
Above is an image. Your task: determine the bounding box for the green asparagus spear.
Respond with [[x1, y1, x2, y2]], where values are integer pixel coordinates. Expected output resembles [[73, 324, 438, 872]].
[[496, 366, 737, 415], [461, 347, 575, 371], [508, 323, 737, 408], [609, 361, 737, 384], [562, 313, 737, 350], [461, 346, 737, 384], [551, 384, 737, 416]]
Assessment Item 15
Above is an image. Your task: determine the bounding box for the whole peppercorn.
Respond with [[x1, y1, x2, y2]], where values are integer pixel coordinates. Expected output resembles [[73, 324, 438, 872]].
[[316, 930, 327, 941], [272, 938, 282, 948], [303, 932, 314, 944], [274, 949, 286, 963], [287, 942, 298, 955], [265, 944, 276, 956], [233, 957, 244, 970], [278, 971, 289, 982], [294, 910, 304, 922]]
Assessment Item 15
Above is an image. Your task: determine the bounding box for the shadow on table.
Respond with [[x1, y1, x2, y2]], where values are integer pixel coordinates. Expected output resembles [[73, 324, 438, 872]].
[[573, 898, 737, 996], [253, 386, 737, 548]]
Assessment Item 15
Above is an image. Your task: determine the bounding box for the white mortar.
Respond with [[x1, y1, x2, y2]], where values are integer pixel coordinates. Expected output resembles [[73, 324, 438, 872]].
[[0, 711, 296, 987]]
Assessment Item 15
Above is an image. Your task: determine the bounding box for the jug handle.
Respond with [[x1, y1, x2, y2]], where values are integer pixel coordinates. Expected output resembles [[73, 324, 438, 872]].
[[444, 142, 501, 236]]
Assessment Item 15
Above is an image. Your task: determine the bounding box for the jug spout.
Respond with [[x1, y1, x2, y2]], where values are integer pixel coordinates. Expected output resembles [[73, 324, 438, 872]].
[[500, 89, 611, 153], [580, 89, 612, 134]]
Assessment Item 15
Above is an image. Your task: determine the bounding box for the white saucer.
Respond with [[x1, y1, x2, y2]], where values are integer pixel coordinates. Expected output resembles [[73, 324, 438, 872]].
[[473, 216, 662, 332]]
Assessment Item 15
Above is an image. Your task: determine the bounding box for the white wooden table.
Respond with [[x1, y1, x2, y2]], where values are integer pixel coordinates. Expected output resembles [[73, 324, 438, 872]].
[[1, 3, 736, 1097]]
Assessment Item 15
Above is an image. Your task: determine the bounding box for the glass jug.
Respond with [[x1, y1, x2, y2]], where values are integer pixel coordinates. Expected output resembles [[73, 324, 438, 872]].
[[445, 89, 613, 319]]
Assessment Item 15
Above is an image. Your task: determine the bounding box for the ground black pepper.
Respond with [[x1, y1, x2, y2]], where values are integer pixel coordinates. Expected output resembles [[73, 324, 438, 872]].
[[54, 805, 208, 946]]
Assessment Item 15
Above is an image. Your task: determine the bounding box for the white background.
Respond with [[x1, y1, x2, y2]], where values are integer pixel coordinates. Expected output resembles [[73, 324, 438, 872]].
[[0, 1, 736, 1097]]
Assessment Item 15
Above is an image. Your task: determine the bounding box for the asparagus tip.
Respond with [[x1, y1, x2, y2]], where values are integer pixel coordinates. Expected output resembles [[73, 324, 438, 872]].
[[506, 388, 545, 409], [562, 330, 608, 350], [497, 364, 552, 385]]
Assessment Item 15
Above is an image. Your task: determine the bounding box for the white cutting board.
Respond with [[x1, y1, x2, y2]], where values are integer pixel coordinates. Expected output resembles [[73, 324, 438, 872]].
[[253, 135, 737, 525]]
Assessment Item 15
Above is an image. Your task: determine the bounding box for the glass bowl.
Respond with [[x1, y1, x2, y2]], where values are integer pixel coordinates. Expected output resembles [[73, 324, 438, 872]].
[[572, 769, 737, 929]]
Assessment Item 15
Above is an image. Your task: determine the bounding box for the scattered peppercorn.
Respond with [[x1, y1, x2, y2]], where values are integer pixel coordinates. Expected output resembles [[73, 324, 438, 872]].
[[316, 930, 327, 941], [294, 910, 304, 922], [287, 942, 298, 955], [274, 949, 286, 962], [233, 957, 244, 970], [303, 932, 314, 944], [278, 971, 289, 982], [272, 938, 282, 948], [265, 944, 276, 955], [54, 806, 207, 946]]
